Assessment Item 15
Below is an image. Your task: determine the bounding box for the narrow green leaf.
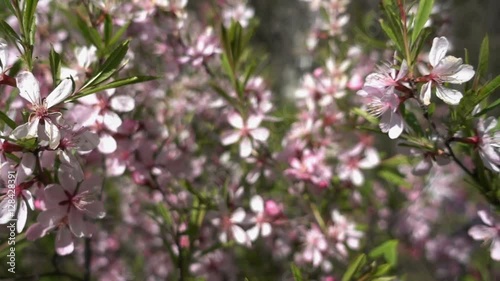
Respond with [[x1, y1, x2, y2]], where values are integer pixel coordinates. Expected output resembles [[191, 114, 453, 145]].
[[80, 40, 130, 90], [411, 0, 434, 44], [378, 170, 411, 189], [0, 20, 21, 42], [49, 48, 61, 86], [475, 35, 489, 87], [76, 15, 104, 50], [71, 75, 156, 100], [108, 21, 131, 50], [104, 14, 113, 47], [290, 263, 303, 281], [379, 19, 403, 54], [369, 240, 399, 266], [22, 0, 38, 45], [342, 254, 367, 281], [474, 98, 500, 117], [0, 111, 16, 129]]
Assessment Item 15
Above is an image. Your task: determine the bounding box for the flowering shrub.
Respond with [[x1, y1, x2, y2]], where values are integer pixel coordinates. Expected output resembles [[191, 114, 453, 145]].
[[0, 0, 499, 280]]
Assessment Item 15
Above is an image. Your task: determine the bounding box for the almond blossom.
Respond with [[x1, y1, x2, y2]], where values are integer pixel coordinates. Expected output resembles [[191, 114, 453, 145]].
[[247, 195, 272, 241], [420, 37, 475, 105], [211, 207, 251, 246], [11, 71, 74, 149], [468, 210, 500, 261], [327, 209, 363, 258], [220, 112, 270, 158], [357, 86, 404, 139], [473, 117, 500, 172], [337, 147, 380, 186], [0, 153, 36, 233]]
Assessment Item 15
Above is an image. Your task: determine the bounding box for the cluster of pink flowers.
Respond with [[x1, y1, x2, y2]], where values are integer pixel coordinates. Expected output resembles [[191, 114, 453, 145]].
[[0, 0, 499, 280]]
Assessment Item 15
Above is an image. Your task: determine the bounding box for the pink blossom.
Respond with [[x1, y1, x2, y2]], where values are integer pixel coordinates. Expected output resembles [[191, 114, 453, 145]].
[[11, 72, 74, 149], [285, 149, 332, 188], [468, 210, 500, 261], [473, 117, 500, 172], [220, 112, 269, 158], [179, 27, 221, 67], [247, 195, 272, 241], [327, 210, 364, 258], [358, 86, 403, 139], [420, 37, 475, 105], [337, 147, 380, 186]]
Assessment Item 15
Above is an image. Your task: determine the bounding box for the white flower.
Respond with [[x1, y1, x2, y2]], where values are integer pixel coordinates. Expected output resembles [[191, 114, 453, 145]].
[[420, 37, 475, 105], [11, 72, 74, 149]]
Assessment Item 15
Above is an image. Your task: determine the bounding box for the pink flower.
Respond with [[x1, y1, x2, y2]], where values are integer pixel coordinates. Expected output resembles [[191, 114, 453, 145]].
[[223, 3, 255, 28], [0, 153, 36, 233], [337, 147, 380, 186], [221, 112, 270, 158], [468, 210, 500, 261], [247, 195, 272, 241], [473, 117, 500, 172], [364, 60, 408, 91], [301, 225, 328, 267], [178, 27, 221, 67], [43, 172, 105, 237], [420, 37, 475, 105], [285, 149, 332, 188], [358, 86, 403, 139], [11, 72, 74, 149], [212, 207, 251, 246], [327, 210, 363, 258]]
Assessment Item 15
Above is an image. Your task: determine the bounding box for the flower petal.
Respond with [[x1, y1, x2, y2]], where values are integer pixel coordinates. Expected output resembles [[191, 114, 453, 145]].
[[103, 111, 122, 133], [16, 71, 41, 105], [17, 199, 28, 233], [220, 130, 240, 145], [227, 112, 244, 129], [44, 120, 61, 149], [110, 95, 135, 112], [0, 38, 7, 72], [55, 227, 75, 255], [98, 133, 117, 154], [429, 37, 449, 67], [420, 81, 432, 105], [45, 78, 74, 108], [249, 128, 269, 142], [239, 137, 252, 158], [435, 85, 463, 105], [250, 195, 264, 213]]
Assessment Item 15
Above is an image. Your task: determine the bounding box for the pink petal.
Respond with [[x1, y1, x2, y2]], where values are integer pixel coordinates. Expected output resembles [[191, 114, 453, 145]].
[[16, 71, 41, 105], [16, 199, 27, 233], [247, 225, 260, 241], [220, 130, 240, 145], [420, 81, 432, 106], [435, 85, 463, 105], [83, 201, 106, 219], [110, 95, 135, 112], [98, 134, 117, 154], [477, 210, 494, 226], [429, 37, 449, 67], [68, 208, 86, 238], [468, 225, 496, 240], [103, 111, 123, 133], [45, 78, 74, 108], [246, 115, 263, 129], [227, 112, 244, 129], [44, 120, 61, 149], [232, 225, 250, 245], [239, 137, 252, 158], [231, 208, 246, 223], [491, 239, 500, 261], [26, 223, 48, 240], [44, 184, 68, 207], [250, 195, 264, 213], [249, 128, 269, 141], [0, 38, 6, 72], [55, 227, 75, 255]]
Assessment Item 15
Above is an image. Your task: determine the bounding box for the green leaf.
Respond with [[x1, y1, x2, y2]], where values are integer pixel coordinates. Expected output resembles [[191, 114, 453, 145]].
[[290, 263, 303, 281], [22, 0, 38, 45], [0, 111, 16, 129], [107, 21, 131, 51], [342, 254, 367, 281], [373, 264, 393, 277], [71, 75, 156, 100], [104, 14, 113, 47], [379, 19, 403, 54], [410, 0, 434, 44], [458, 74, 500, 118], [474, 35, 489, 88], [49, 48, 61, 86], [351, 107, 378, 125], [80, 40, 130, 90], [76, 15, 104, 50], [0, 20, 21, 43], [474, 98, 500, 117], [369, 240, 399, 266], [378, 170, 411, 188]]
